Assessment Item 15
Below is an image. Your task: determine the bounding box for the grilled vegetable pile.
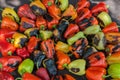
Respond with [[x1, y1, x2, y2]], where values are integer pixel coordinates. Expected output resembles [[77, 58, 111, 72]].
[[0, 0, 120, 80]]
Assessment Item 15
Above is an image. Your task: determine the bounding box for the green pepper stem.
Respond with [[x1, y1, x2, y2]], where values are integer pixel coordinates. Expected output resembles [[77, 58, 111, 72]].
[[63, 63, 68, 69], [47, 1, 52, 6], [102, 75, 111, 78], [0, 20, 2, 23], [8, 51, 12, 56], [29, 0, 33, 2], [68, 53, 73, 57], [117, 25, 120, 28], [15, 78, 22, 80], [0, 63, 2, 69]]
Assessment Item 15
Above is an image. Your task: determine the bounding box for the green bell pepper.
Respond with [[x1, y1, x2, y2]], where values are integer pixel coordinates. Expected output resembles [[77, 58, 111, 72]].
[[18, 58, 34, 76], [59, 0, 68, 11]]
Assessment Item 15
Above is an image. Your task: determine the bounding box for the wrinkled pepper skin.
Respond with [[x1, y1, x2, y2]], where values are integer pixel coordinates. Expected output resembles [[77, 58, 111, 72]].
[[41, 39, 55, 58], [86, 67, 106, 80], [27, 36, 40, 53], [64, 74, 76, 80], [64, 24, 79, 39], [22, 72, 41, 80], [42, 0, 55, 8], [1, 16, 18, 31], [0, 71, 14, 80], [18, 4, 36, 20], [44, 59, 57, 76], [16, 47, 30, 59], [33, 50, 45, 68], [0, 56, 22, 72], [87, 52, 107, 68], [56, 51, 71, 70], [30, 0, 46, 15], [20, 17, 35, 32], [59, 0, 68, 11], [36, 67, 50, 80]]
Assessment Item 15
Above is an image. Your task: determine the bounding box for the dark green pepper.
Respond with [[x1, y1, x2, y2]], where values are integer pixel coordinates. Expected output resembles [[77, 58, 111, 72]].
[[18, 58, 34, 76]]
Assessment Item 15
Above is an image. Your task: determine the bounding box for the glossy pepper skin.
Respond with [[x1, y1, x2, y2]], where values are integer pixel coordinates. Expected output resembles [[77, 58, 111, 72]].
[[64, 24, 79, 39], [86, 67, 106, 80], [22, 72, 41, 80], [1, 16, 18, 31], [91, 2, 108, 16], [41, 39, 55, 58], [87, 52, 107, 68], [18, 4, 36, 20], [102, 22, 119, 33], [64, 74, 76, 80], [27, 36, 40, 53], [36, 16, 47, 29], [18, 58, 34, 76], [20, 17, 35, 32], [16, 47, 30, 59], [0, 56, 22, 72], [59, 0, 68, 11], [0, 71, 14, 80], [42, 0, 55, 8], [56, 51, 71, 70]]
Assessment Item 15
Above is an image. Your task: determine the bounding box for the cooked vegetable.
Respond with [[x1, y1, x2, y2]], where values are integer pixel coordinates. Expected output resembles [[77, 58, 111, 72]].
[[59, 0, 68, 11]]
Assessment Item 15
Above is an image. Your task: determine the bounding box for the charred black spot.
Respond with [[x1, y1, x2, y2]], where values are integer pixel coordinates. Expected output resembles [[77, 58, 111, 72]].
[[29, 29, 39, 37], [44, 42, 49, 52], [43, 13, 53, 22], [95, 55, 101, 60], [93, 36, 100, 46], [113, 44, 120, 52], [71, 68, 80, 73], [22, 22, 33, 28], [20, 38, 28, 47], [83, 47, 94, 58], [102, 36, 106, 46], [7, 61, 19, 68]]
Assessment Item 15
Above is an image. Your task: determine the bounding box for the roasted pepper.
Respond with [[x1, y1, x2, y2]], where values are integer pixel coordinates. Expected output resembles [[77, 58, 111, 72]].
[[58, 0, 68, 11], [2, 7, 19, 23], [62, 5, 77, 20], [30, 0, 46, 15], [36, 16, 47, 29], [18, 4, 36, 20], [27, 36, 40, 53], [105, 32, 120, 44], [42, 0, 55, 8], [91, 2, 108, 16], [24, 28, 39, 38], [0, 71, 14, 80], [97, 12, 112, 27], [39, 30, 53, 40], [36, 67, 50, 80], [33, 50, 45, 68], [67, 31, 85, 45], [20, 17, 35, 32], [77, 0, 90, 12], [16, 47, 30, 59], [12, 32, 28, 48], [64, 74, 75, 80], [48, 4, 61, 20], [102, 22, 119, 33], [0, 56, 22, 72], [64, 24, 79, 39], [51, 75, 63, 80], [92, 32, 106, 50], [43, 59, 57, 76], [41, 39, 55, 58], [1, 16, 18, 31], [55, 41, 69, 53], [18, 58, 34, 76], [87, 52, 107, 68], [86, 67, 106, 80], [68, 59, 86, 76], [56, 51, 71, 70]]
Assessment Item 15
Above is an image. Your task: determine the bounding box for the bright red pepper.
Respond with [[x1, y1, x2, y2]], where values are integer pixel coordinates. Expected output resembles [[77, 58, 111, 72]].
[[41, 39, 55, 58], [16, 47, 30, 59], [0, 56, 22, 72], [64, 24, 79, 38], [86, 67, 106, 80], [20, 17, 35, 32], [77, 0, 90, 13], [22, 72, 41, 80], [27, 36, 40, 53], [42, 0, 55, 8], [0, 71, 14, 80], [18, 4, 36, 20], [87, 52, 107, 68], [36, 16, 47, 29], [64, 74, 76, 80], [91, 2, 108, 16], [102, 22, 119, 33]]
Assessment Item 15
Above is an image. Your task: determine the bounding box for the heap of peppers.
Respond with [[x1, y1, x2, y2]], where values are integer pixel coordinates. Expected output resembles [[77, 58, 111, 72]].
[[0, 0, 120, 80]]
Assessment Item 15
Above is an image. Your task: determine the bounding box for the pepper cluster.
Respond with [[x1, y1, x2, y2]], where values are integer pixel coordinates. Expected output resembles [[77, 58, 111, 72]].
[[0, 0, 120, 80]]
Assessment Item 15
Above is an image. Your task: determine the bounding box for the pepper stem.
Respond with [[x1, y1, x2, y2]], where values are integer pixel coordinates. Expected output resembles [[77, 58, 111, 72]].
[[102, 75, 111, 78], [63, 63, 68, 69], [40, 25, 45, 30], [48, 1, 52, 6], [29, 0, 33, 2], [8, 51, 12, 56], [15, 78, 22, 80], [52, 25, 56, 29], [0, 63, 2, 69], [0, 20, 2, 23]]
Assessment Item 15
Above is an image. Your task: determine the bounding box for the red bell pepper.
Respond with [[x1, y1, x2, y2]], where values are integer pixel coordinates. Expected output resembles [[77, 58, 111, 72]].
[[0, 71, 14, 80], [91, 2, 108, 16], [18, 4, 36, 20], [42, 0, 55, 8], [16, 47, 30, 59], [64, 24, 79, 38], [27, 36, 40, 53], [41, 39, 55, 58], [0, 56, 22, 72], [77, 0, 90, 13], [20, 17, 35, 32], [36, 16, 47, 29], [87, 52, 107, 68], [102, 22, 119, 33]]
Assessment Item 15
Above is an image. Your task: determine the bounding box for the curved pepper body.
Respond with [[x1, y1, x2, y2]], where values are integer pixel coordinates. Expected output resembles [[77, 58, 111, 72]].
[[59, 0, 68, 11], [0, 71, 14, 80]]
